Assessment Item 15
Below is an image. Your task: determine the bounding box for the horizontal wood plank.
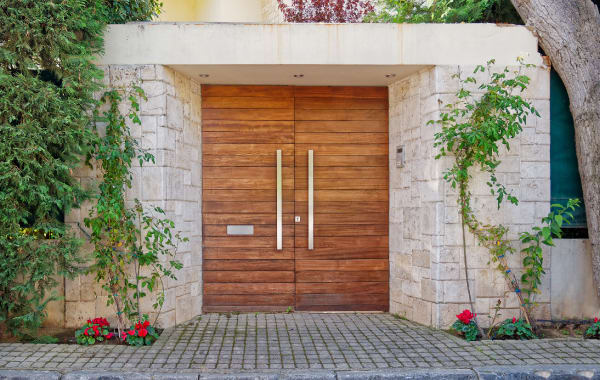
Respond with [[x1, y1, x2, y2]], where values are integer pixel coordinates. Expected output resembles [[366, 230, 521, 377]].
[[203, 155, 295, 167], [296, 271, 389, 283], [294, 144, 387, 155], [204, 224, 294, 237], [203, 236, 294, 248], [204, 189, 294, 202], [295, 259, 388, 271], [295, 177, 387, 190], [202, 85, 294, 98], [295, 166, 387, 179], [203, 96, 294, 109], [203, 108, 294, 121], [296, 282, 387, 294], [295, 190, 388, 202], [204, 294, 294, 306], [203, 213, 295, 225], [203, 120, 294, 132], [204, 167, 293, 179], [203, 177, 294, 190], [204, 260, 294, 271], [295, 109, 387, 121], [293, 86, 387, 99], [294, 248, 388, 260], [295, 154, 387, 167], [295, 133, 387, 144], [295, 120, 388, 133], [295, 97, 387, 110], [203, 248, 294, 260], [204, 271, 295, 283], [204, 144, 294, 155], [203, 201, 295, 214], [204, 283, 295, 295], [295, 201, 388, 214], [295, 236, 388, 249], [295, 224, 388, 237], [203, 131, 294, 144], [296, 293, 388, 306]]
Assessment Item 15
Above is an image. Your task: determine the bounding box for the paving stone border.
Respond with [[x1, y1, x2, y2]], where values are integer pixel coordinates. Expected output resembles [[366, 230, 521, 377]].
[[2, 366, 600, 380]]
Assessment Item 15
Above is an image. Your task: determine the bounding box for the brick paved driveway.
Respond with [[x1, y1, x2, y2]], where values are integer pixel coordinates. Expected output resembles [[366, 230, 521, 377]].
[[1, 313, 599, 372]]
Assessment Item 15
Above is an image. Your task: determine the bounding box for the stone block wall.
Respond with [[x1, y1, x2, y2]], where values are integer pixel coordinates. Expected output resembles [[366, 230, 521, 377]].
[[389, 64, 552, 328], [48, 65, 202, 329]]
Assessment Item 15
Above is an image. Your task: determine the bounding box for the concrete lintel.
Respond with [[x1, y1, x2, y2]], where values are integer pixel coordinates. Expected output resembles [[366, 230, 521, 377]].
[[99, 23, 542, 85]]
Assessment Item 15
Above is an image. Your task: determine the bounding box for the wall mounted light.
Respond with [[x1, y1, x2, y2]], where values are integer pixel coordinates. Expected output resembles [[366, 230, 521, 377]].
[[198, 74, 210, 78], [385, 73, 396, 78], [293, 74, 304, 78]]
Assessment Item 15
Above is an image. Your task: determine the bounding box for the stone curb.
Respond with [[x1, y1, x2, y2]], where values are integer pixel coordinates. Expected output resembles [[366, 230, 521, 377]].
[[2, 366, 600, 380]]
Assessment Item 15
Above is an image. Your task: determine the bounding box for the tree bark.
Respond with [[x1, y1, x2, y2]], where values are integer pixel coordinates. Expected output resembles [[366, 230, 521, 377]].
[[509, 0, 600, 295]]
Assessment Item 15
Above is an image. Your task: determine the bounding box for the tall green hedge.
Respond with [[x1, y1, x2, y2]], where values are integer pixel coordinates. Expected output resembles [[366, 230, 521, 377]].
[[0, 0, 160, 337]]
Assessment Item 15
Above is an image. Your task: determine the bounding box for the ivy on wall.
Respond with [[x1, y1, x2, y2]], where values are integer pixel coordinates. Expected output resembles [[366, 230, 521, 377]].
[[0, 0, 161, 337]]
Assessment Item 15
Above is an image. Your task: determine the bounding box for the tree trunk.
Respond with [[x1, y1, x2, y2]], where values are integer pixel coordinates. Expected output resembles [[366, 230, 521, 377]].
[[510, 0, 600, 296]]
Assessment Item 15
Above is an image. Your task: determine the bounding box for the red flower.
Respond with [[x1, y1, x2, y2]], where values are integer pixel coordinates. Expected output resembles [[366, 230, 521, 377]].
[[512, 317, 517, 323], [456, 310, 475, 324], [143, 320, 150, 328], [138, 328, 148, 338], [121, 332, 127, 341], [84, 328, 89, 336], [135, 322, 142, 330], [128, 330, 135, 336], [106, 333, 114, 339], [595, 317, 598, 323]]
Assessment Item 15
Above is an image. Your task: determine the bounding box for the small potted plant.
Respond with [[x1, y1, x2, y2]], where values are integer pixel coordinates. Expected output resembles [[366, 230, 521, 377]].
[[494, 317, 536, 340], [585, 317, 600, 339], [452, 309, 479, 341], [121, 320, 160, 346], [75, 317, 114, 345]]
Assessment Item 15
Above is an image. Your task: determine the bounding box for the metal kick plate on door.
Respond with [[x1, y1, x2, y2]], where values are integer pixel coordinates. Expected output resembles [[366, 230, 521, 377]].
[[227, 225, 254, 235]]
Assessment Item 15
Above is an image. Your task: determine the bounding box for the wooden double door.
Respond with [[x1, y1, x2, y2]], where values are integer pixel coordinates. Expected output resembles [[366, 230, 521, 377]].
[[202, 85, 389, 312]]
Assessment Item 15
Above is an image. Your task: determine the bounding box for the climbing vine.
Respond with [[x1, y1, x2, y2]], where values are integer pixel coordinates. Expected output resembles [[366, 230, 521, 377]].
[[84, 88, 184, 333], [431, 59, 578, 327]]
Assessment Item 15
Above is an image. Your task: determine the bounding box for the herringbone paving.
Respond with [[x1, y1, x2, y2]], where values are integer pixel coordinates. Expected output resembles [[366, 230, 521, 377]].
[[1, 313, 599, 371]]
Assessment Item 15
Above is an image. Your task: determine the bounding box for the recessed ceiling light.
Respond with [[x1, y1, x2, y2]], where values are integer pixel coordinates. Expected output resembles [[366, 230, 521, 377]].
[[198, 74, 210, 78], [293, 74, 304, 78], [385, 74, 396, 78]]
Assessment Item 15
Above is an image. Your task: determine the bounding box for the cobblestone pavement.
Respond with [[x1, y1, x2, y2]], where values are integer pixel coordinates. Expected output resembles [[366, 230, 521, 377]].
[[1, 313, 600, 372]]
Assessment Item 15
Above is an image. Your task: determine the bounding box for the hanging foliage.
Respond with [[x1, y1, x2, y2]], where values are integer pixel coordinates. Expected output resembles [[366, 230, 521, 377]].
[[277, 0, 375, 22], [0, 0, 161, 337]]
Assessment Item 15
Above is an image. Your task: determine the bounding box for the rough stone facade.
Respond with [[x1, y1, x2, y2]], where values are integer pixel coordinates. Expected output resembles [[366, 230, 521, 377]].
[[388, 64, 557, 328], [47, 65, 202, 329]]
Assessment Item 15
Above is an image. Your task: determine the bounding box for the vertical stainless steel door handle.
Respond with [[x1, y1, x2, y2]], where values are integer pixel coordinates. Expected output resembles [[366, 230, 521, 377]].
[[276, 149, 282, 251], [308, 150, 314, 250]]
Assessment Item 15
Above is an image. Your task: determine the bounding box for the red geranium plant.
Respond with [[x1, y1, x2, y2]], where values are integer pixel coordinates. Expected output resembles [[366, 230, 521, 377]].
[[277, 0, 374, 23], [75, 317, 115, 345], [121, 320, 159, 346], [451, 309, 479, 341], [585, 317, 600, 339]]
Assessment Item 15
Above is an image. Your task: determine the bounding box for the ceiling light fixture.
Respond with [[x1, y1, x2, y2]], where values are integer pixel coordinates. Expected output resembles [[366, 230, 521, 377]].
[[293, 74, 304, 78], [385, 74, 396, 78], [198, 74, 210, 78]]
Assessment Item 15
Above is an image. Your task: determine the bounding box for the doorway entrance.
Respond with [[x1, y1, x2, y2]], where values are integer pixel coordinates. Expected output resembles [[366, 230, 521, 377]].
[[201, 85, 389, 312]]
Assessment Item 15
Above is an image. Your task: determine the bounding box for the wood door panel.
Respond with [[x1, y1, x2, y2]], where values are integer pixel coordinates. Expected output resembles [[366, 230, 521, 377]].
[[203, 85, 388, 312]]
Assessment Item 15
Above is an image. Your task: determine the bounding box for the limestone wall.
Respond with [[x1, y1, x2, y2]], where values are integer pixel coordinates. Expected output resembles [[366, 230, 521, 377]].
[[48, 65, 202, 329], [389, 64, 554, 328]]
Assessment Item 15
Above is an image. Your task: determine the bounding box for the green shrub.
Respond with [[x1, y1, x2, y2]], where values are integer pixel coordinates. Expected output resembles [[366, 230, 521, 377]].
[[494, 317, 536, 340]]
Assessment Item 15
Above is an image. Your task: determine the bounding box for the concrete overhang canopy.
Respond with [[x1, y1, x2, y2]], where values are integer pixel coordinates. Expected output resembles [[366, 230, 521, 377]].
[[100, 22, 542, 86]]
